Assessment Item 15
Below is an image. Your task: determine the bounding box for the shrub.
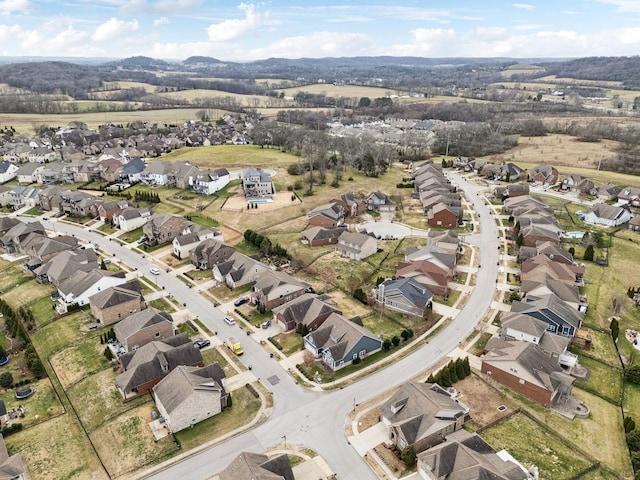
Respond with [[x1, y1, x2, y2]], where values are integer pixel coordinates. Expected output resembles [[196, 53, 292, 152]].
[[245, 383, 259, 398], [382, 339, 392, 351], [391, 336, 400, 347], [401, 445, 416, 467], [0, 372, 13, 388], [352, 357, 361, 365], [626, 365, 640, 384]]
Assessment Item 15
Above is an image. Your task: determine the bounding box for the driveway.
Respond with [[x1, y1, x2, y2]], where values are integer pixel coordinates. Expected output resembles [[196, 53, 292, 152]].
[[358, 220, 430, 239]]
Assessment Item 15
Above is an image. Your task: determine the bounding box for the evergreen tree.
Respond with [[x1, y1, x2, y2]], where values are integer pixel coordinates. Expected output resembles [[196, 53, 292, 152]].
[[440, 368, 452, 387], [584, 244, 595, 261], [456, 358, 466, 380], [463, 357, 471, 376], [449, 362, 459, 383]]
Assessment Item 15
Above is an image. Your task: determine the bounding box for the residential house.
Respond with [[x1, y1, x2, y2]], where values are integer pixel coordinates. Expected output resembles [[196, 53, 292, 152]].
[[511, 293, 584, 337], [0, 161, 18, 183], [189, 168, 230, 195], [330, 192, 366, 218], [427, 203, 462, 227], [189, 239, 236, 270], [396, 259, 452, 297], [417, 429, 530, 480], [28, 146, 58, 163], [561, 174, 594, 193], [494, 184, 530, 200], [115, 333, 203, 400], [519, 224, 560, 248], [172, 228, 222, 260], [33, 249, 97, 285], [582, 203, 631, 227], [376, 277, 433, 317], [366, 191, 396, 212], [213, 252, 270, 290], [140, 160, 172, 185], [271, 293, 341, 331], [3, 143, 31, 163], [481, 340, 575, 407], [596, 183, 621, 201], [630, 216, 640, 233], [528, 164, 559, 185], [114, 207, 151, 232], [618, 186, 640, 207], [252, 270, 311, 312], [153, 364, 227, 433], [0, 185, 10, 207], [97, 200, 128, 222], [426, 230, 460, 256], [24, 235, 79, 270], [118, 157, 146, 184], [142, 213, 194, 246], [57, 269, 127, 309], [59, 190, 102, 218], [303, 312, 382, 370], [0, 433, 30, 480], [34, 162, 64, 185], [219, 452, 295, 480], [0, 220, 46, 254], [95, 157, 123, 182], [89, 280, 146, 325], [306, 202, 345, 228], [242, 167, 274, 198], [300, 226, 346, 247], [0, 217, 20, 237], [335, 231, 378, 260], [9, 185, 39, 209], [38, 185, 66, 211], [171, 161, 200, 189], [114, 308, 175, 352], [503, 195, 552, 215], [381, 382, 470, 453]]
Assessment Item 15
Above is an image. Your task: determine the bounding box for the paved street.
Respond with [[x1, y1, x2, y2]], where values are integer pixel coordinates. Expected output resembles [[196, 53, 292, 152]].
[[11, 171, 500, 479]]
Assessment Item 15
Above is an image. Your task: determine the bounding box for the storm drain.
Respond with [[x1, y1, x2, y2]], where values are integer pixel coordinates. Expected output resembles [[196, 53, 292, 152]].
[[267, 375, 280, 385]]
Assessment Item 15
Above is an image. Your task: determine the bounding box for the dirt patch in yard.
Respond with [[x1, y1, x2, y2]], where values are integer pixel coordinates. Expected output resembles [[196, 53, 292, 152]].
[[222, 191, 302, 212], [455, 374, 516, 427]]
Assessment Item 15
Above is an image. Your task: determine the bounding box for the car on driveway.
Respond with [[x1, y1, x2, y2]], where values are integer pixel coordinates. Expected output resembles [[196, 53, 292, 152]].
[[233, 296, 249, 306], [261, 320, 271, 329], [224, 316, 236, 325], [192, 338, 211, 349], [150, 267, 160, 275]]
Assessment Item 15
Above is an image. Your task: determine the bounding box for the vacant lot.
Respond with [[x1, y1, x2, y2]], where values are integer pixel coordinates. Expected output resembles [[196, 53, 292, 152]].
[[50, 340, 109, 389], [481, 412, 593, 480], [454, 374, 517, 428], [6, 414, 106, 480]]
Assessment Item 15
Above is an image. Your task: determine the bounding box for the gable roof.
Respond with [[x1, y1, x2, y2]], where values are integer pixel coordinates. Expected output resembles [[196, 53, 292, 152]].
[[379, 277, 433, 309], [219, 451, 294, 480], [113, 307, 173, 340], [89, 280, 143, 309], [511, 293, 584, 330], [58, 268, 125, 297], [153, 364, 226, 415], [271, 293, 340, 325]]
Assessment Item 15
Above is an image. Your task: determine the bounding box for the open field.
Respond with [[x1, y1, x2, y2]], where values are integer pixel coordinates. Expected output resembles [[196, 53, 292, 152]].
[[50, 340, 110, 389], [279, 83, 408, 99], [6, 415, 106, 480]]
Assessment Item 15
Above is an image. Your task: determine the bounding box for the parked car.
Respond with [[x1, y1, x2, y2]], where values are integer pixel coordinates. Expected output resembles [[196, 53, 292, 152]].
[[233, 296, 249, 307], [102, 258, 111, 265], [224, 316, 236, 325], [261, 320, 271, 329], [192, 338, 211, 349], [150, 267, 160, 275], [52, 211, 65, 218]]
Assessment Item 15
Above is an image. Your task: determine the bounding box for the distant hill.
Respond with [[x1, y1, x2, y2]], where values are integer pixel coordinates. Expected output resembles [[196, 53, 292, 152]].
[[183, 56, 225, 65], [532, 56, 640, 88], [105, 56, 169, 68]]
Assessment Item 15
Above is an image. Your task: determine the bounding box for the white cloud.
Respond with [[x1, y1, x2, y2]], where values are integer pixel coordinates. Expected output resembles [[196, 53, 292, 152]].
[[513, 24, 545, 31], [247, 31, 373, 60], [512, 3, 535, 10], [153, 16, 169, 27], [0, 0, 35, 15], [563, 10, 583, 15], [120, 0, 203, 15], [92, 17, 139, 42], [595, 0, 640, 13], [207, 3, 275, 43]]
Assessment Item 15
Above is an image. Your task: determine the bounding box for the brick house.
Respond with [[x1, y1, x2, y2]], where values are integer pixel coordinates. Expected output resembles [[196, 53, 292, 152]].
[[271, 293, 341, 331], [142, 213, 194, 247], [306, 202, 345, 228], [89, 280, 146, 325], [301, 226, 346, 247], [189, 239, 236, 270], [252, 270, 311, 312], [113, 308, 175, 352], [427, 203, 461, 227]]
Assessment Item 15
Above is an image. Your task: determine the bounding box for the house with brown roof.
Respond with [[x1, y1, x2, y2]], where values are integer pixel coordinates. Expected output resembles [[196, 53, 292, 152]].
[[303, 312, 382, 370], [427, 203, 462, 227], [115, 333, 202, 400], [335, 231, 377, 260], [596, 183, 621, 201], [396, 259, 452, 297], [89, 280, 146, 325], [252, 270, 311, 312], [172, 228, 222, 260], [481, 340, 575, 407], [306, 202, 344, 228], [142, 213, 194, 246], [381, 382, 470, 453], [153, 364, 227, 433], [189, 239, 236, 270], [97, 200, 128, 222], [330, 192, 366, 218], [618, 186, 640, 207], [417, 429, 530, 480], [300, 226, 346, 247], [114, 207, 151, 232], [630, 216, 640, 233], [271, 293, 341, 331], [528, 164, 559, 186], [219, 451, 295, 480], [519, 224, 560, 248]]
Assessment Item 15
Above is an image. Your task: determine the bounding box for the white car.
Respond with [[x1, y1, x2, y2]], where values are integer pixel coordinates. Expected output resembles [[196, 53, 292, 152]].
[[150, 267, 160, 275], [224, 316, 236, 325]]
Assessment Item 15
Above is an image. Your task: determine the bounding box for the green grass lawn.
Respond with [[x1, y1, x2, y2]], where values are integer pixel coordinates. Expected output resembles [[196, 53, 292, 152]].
[[31, 310, 95, 359], [0, 377, 64, 426], [574, 355, 622, 404], [49, 339, 111, 389], [574, 327, 620, 367], [148, 297, 177, 313], [481, 412, 594, 480], [623, 382, 640, 425], [118, 227, 144, 244], [270, 333, 303, 356]]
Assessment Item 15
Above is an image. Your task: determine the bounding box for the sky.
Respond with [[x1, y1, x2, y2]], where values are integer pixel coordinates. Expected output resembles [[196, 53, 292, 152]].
[[0, 0, 639, 61]]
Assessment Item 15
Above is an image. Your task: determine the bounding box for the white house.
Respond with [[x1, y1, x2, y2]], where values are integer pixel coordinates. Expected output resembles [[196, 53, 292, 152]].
[[16, 163, 44, 185], [189, 168, 230, 195], [57, 269, 128, 310], [140, 161, 172, 186], [582, 203, 631, 227], [172, 228, 222, 259], [0, 161, 19, 183], [114, 207, 151, 232]]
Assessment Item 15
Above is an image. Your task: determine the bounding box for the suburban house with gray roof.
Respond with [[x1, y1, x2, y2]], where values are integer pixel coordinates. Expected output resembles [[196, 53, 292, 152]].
[[252, 270, 311, 312], [481, 340, 576, 408], [89, 280, 146, 326], [153, 364, 227, 433], [300, 226, 346, 247], [376, 277, 433, 317], [114, 207, 151, 232], [242, 167, 274, 198], [336, 231, 378, 260], [0, 185, 10, 207], [113, 307, 174, 352], [118, 157, 146, 184], [630, 215, 640, 233], [381, 382, 471, 454], [188, 168, 230, 195], [306, 202, 345, 228], [0, 161, 18, 184], [172, 228, 222, 260], [189, 239, 236, 270], [213, 252, 270, 290], [16, 162, 44, 184], [272, 293, 341, 331], [511, 293, 584, 338], [417, 429, 531, 480], [115, 333, 203, 400], [0, 220, 46, 254], [57, 269, 127, 311], [219, 451, 294, 480], [33, 249, 97, 285], [0, 433, 30, 480], [582, 203, 631, 227], [142, 213, 194, 247], [140, 160, 173, 185], [304, 312, 382, 370]]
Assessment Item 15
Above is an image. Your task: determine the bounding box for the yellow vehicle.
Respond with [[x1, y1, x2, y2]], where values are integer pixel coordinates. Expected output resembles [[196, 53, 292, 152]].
[[226, 336, 244, 355]]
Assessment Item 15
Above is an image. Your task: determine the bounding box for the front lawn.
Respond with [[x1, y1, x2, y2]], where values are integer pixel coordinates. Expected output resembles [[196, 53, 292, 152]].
[[148, 297, 177, 313], [269, 333, 303, 356], [118, 227, 144, 244]]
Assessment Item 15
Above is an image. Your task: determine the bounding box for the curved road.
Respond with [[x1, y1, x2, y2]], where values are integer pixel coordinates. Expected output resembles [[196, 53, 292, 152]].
[[22, 172, 499, 479]]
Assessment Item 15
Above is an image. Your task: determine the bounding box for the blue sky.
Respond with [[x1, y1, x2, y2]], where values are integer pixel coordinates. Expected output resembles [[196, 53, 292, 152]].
[[0, 0, 639, 60]]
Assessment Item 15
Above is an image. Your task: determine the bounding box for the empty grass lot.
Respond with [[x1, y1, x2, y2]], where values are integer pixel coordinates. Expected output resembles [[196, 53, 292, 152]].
[[49, 340, 110, 389], [574, 355, 622, 405]]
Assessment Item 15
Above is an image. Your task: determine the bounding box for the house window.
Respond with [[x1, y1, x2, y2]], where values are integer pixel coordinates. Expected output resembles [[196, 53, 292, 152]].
[[519, 379, 525, 385], [155, 332, 161, 338], [353, 353, 358, 359]]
